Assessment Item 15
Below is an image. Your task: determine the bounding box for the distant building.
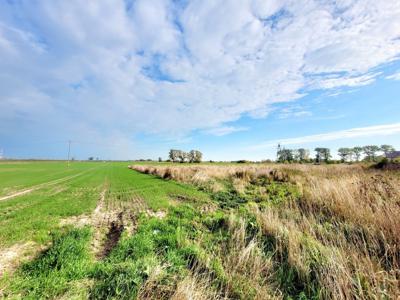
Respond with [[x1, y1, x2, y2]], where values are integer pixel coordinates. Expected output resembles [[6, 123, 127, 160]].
[[386, 151, 400, 160], [0, 149, 3, 160]]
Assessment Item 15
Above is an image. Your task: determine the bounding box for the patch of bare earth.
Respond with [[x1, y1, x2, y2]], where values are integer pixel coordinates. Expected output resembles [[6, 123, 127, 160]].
[[0, 242, 44, 278], [60, 185, 161, 260]]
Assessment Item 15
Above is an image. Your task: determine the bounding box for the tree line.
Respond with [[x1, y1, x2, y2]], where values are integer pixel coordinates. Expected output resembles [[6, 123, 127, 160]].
[[277, 144, 395, 163], [168, 149, 203, 163]]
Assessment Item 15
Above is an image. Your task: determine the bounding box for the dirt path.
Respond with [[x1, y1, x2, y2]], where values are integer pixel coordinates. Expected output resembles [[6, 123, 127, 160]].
[[0, 169, 96, 202]]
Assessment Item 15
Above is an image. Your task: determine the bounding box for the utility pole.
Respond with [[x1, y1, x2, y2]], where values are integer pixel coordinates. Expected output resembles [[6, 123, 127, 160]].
[[67, 140, 71, 167]]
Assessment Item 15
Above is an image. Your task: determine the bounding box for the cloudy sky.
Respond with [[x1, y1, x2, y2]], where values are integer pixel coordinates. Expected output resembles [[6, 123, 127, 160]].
[[1, 0, 400, 160]]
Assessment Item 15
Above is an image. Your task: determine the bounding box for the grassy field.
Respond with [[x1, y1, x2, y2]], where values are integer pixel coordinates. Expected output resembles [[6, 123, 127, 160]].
[[0, 161, 399, 299]]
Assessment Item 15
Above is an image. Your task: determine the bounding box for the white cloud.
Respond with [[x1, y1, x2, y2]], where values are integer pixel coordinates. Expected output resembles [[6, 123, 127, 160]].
[[204, 126, 249, 136], [278, 106, 312, 119], [0, 0, 400, 144], [248, 123, 400, 150], [386, 71, 400, 81]]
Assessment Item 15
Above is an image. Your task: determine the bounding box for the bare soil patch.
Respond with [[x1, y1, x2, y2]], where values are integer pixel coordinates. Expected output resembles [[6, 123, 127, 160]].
[[0, 242, 42, 277], [98, 215, 125, 259]]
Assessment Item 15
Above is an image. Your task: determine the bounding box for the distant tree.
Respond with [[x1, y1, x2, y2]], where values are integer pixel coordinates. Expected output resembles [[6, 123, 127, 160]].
[[315, 148, 322, 163], [322, 148, 331, 163], [349, 148, 356, 162], [88, 157, 94, 161], [169, 149, 180, 162], [380, 145, 395, 157], [338, 148, 351, 162], [352, 147, 363, 162], [158, 157, 162, 162], [297, 148, 310, 162], [315, 147, 331, 163], [363, 145, 380, 162], [277, 148, 294, 162], [189, 150, 202, 163], [177, 150, 188, 163]]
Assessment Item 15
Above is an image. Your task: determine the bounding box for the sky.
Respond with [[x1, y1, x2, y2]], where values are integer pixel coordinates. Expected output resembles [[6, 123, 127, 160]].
[[1, 0, 400, 161]]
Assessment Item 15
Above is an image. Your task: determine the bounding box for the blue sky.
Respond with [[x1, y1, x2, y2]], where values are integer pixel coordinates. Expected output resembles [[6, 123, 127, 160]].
[[1, 0, 400, 161]]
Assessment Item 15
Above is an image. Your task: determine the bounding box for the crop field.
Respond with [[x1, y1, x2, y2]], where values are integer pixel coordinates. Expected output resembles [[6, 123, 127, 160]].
[[0, 161, 399, 299]]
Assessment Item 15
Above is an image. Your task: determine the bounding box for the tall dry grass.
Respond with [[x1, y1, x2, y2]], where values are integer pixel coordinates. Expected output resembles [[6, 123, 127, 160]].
[[131, 164, 400, 299]]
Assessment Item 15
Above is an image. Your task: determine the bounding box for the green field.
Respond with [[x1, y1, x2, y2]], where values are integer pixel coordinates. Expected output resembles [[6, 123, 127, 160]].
[[0, 161, 213, 298], [0, 161, 208, 246]]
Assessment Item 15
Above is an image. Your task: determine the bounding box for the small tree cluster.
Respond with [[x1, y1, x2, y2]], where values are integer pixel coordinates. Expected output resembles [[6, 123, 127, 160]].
[[314, 147, 331, 163], [277, 147, 310, 163], [338, 145, 395, 162], [276, 144, 395, 164], [168, 149, 202, 163]]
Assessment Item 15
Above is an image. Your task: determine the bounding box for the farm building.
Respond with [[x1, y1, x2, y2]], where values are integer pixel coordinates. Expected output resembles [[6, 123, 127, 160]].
[[386, 151, 400, 160]]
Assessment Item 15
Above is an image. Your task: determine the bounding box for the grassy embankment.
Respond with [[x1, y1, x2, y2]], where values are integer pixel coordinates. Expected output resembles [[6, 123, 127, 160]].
[[131, 163, 400, 299]]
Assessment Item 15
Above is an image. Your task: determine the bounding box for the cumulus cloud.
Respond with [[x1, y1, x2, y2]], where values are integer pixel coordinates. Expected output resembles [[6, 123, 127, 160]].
[[1, 0, 400, 144], [248, 123, 400, 150]]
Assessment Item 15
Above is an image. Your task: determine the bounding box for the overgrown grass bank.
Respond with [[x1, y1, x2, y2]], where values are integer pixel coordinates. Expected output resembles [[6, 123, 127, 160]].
[[131, 164, 400, 299]]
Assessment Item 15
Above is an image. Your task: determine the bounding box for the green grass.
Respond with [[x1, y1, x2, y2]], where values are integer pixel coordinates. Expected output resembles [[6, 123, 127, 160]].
[[0, 161, 98, 197], [0, 162, 208, 248], [0, 161, 213, 298], [6, 227, 92, 299]]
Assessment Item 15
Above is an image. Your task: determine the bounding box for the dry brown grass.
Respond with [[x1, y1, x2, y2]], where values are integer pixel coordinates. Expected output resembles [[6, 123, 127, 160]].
[[131, 163, 400, 299]]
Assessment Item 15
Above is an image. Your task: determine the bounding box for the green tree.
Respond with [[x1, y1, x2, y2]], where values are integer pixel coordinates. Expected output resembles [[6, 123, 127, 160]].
[[315, 147, 331, 163], [188, 150, 203, 163], [277, 148, 294, 163], [338, 148, 351, 162], [297, 148, 310, 162], [169, 149, 179, 162], [352, 146, 363, 162], [177, 150, 188, 163], [380, 144, 395, 157], [362, 145, 380, 162]]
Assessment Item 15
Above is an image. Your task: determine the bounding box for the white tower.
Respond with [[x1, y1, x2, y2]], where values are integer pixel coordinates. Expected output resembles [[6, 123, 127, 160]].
[[0, 149, 3, 160]]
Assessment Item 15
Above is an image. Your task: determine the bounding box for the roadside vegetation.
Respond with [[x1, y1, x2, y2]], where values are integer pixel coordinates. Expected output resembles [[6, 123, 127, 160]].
[[131, 163, 400, 299], [1, 161, 399, 299]]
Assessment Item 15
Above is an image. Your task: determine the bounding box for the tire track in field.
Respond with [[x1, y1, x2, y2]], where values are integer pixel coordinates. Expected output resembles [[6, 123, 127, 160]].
[[0, 168, 98, 202]]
